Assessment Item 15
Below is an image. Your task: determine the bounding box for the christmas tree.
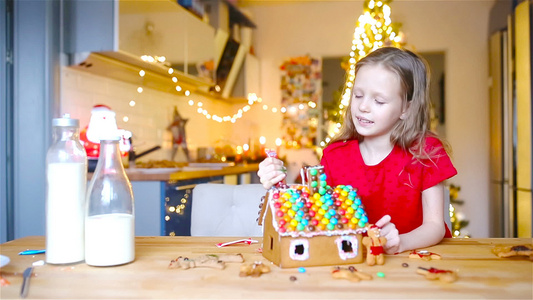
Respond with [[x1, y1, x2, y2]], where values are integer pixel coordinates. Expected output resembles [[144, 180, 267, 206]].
[[321, 0, 403, 147]]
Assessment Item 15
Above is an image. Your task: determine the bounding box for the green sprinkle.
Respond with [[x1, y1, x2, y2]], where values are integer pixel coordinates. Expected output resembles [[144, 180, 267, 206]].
[[377, 272, 385, 278]]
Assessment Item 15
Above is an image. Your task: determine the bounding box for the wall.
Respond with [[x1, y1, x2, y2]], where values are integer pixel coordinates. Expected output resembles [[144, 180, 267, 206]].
[[61, 67, 262, 162], [242, 0, 494, 237]]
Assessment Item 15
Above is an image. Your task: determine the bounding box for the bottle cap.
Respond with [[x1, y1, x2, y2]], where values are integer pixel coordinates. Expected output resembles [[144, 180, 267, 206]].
[[98, 130, 122, 141], [52, 114, 79, 127]]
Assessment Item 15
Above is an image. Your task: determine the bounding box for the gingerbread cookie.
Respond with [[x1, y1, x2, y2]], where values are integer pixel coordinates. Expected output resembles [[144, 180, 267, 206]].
[[239, 261, 271, 277], [331, 266, 373, 282], [416, 267, 457, 283], [362, 224, 387, 266], [169, 254, 244, 270], [409, 250, 441, 261], [492, 244, 533, 260]]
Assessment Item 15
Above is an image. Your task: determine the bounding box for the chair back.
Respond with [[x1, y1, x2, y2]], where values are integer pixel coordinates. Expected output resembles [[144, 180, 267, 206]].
[[191, 184, 265, 237], [444, 186, 452, 231]]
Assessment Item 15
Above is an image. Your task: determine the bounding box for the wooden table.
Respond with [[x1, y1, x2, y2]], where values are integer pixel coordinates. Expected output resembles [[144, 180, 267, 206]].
[[1, 237, 531, 299]]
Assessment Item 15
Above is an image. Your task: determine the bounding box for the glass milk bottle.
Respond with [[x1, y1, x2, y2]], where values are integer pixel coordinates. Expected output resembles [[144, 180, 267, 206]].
[[85, 132, 135, 266], [46, 114, 87, 264]]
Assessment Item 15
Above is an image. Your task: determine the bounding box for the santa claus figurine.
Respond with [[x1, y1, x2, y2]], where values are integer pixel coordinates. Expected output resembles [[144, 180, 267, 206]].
[[80, 104, 130, 159]]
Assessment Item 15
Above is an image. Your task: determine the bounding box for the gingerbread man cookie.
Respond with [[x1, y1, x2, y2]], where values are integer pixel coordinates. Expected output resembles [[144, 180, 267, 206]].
[[331, 266, 373, 282], [362, 224, 387, 266], [492, 244, 533, 260], [416, 267, 458, 283], [409, 250, 442, 261], [169, 254, 244, 270], [239, 261, 271, 277]]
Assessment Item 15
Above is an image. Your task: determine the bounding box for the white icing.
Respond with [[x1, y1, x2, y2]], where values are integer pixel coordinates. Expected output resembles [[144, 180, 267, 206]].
[[289, 239, 310, 261], [335, 236, 359, 260]]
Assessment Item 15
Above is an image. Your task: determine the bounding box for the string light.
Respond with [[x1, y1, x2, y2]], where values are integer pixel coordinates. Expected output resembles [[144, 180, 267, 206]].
[[133, 54, 320, 125]]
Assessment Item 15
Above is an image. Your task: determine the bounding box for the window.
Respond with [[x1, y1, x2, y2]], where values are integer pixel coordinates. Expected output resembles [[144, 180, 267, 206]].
[[289, 239, 309, 261], [335, 236, 359, 260]]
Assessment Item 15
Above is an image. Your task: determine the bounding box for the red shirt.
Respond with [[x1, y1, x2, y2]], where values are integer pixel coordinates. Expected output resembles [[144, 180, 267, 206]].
[[321, 137, 457, 237]]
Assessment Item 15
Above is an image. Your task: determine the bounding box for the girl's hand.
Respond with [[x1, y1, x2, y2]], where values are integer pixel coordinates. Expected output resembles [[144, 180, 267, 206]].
[[257, 157, 287, 189], [375, 215, 401, 254]]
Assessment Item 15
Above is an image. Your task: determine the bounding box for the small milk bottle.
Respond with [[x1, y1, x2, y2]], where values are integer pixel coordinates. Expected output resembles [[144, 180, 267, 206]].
[[45, 114, 87, 264], [85, 131, 135, 266]]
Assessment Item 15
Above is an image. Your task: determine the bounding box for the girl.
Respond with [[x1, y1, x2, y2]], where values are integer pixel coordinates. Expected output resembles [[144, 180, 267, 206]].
[[257, 47, 457, 254]]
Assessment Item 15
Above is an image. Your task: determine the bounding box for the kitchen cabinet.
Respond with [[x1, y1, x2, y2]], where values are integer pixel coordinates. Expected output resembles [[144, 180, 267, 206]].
[[65, 0, 215, 95], [164, 176, 224, 236]]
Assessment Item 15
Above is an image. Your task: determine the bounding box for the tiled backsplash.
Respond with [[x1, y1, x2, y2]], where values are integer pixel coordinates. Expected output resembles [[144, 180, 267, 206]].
[[61, 67, 251, 162]]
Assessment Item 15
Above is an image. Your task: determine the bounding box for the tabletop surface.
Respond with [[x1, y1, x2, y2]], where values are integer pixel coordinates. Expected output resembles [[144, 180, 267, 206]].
[[0, 236, 532, 299]]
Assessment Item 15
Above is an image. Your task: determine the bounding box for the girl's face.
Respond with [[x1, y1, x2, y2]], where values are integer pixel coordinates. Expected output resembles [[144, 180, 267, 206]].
[[350, 64, 406, 141]]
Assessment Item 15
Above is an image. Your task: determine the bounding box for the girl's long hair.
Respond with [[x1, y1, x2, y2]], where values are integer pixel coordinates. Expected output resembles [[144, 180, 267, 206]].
[[329, 47, 449, 159]]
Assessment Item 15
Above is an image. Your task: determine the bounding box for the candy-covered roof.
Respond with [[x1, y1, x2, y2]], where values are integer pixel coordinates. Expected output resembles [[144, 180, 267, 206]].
[[268, 165, 368, 238]]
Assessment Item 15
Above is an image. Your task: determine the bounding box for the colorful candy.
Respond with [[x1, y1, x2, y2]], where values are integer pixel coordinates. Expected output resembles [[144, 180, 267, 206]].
[[272, 165, 368, 233]]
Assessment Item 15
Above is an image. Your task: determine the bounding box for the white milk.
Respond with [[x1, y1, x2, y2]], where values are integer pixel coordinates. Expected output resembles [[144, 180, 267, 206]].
[[46, 162, 86, 264], [85, 213, 135, 266]]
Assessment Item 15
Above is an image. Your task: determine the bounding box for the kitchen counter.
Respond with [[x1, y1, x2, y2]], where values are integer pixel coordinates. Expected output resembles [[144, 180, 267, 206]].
[[121, 163, 259, 181], [0, 237, 531, 299]]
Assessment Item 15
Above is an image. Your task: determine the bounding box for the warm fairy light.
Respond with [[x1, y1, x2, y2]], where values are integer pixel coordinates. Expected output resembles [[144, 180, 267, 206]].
[[123, 116, 129, 122], [236, 145, 243, 154], [243, 144, 249, 151], [259, 136, 266, 145], [275, 138, 282, 147], [132, 55, 287, 125]]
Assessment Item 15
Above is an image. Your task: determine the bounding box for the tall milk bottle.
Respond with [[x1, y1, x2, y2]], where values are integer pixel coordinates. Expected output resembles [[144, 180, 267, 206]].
[[46, 114, 87, 264], [85, 126, 135, 266]]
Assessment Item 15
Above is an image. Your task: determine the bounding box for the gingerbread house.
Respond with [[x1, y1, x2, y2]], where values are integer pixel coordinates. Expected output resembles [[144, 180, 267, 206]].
[[259, 165, 369, 268]]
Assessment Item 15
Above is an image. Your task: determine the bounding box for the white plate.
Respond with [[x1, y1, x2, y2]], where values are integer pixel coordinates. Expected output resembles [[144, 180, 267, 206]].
[[138, 167, 181, 174], [0, 255, 10, 268]]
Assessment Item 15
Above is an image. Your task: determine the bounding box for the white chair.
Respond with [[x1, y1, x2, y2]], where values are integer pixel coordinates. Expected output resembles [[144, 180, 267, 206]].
[[191, 184, 266, 237], [444, 186, 452, 232]]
